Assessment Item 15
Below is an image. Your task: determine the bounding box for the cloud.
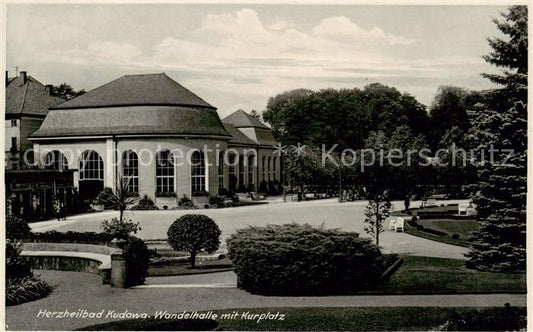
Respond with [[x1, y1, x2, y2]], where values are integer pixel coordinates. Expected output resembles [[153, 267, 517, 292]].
[[312, 16, 419, 46], [28, 7, 492, 113]]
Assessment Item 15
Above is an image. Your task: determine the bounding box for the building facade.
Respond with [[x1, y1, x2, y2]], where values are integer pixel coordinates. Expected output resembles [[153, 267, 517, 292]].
[[5, 71, 64, 169], [30, 73, 280, 207]]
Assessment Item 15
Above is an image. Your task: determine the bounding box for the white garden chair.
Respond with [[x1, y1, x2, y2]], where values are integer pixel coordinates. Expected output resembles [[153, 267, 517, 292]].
[[458, 203, 469, 215], [394, 218, 404, 232], [388, 217, 398, 230]]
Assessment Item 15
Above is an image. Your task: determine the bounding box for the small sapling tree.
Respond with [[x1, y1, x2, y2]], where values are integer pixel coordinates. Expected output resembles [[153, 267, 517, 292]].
[[364, 195, 392, 246]]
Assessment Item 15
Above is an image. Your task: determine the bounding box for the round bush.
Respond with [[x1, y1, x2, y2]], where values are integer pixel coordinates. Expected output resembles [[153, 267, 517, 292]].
[[6, 215, 31, 240], [227, 223, 386, 295], [167, 214, 221, 268], [451, 233, 460, 240], [131, 195, 159, 210]]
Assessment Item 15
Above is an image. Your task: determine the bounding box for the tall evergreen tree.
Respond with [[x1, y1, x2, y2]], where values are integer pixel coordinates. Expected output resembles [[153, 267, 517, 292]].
[[466, 6, 527, 272]]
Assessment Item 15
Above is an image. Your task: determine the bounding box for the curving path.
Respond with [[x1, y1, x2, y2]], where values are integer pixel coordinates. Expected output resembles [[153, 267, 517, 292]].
[[30, 199, 469, 259], [5, 270, 525, 331]]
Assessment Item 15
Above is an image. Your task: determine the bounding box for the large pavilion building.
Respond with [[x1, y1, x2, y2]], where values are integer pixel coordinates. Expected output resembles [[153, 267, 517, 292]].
[[29, 73, 281, 207]]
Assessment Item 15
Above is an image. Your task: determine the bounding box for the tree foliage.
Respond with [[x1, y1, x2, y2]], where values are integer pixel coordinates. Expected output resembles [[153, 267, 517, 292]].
[[167, 214, 221, 268], [466, 6, 527, 272], [51, 83, 86, 101], [263, 84, 429, 151]]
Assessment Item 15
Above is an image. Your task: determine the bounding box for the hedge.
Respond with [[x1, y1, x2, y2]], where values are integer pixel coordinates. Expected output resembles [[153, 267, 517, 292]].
[[6, 215, 32, 240], [28, 231, 114, 245], [227, 223, 385, 295]]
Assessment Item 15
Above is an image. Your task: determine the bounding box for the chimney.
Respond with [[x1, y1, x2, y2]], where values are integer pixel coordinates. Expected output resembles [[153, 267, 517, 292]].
[[20, 71, 27, 84], [45, 84, 53, 96]]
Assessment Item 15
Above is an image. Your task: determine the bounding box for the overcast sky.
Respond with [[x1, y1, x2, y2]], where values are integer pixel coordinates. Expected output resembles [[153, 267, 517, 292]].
[[7, 4, 507, 117]]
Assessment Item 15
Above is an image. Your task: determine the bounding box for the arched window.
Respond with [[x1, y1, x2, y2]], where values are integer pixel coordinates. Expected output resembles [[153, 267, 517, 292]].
[[44, 150, 68, 171], [218, 151, 224, 190], [238, 154, 245, 188], [79, 150, 103, 180], [272, 157, 277, 181], [267, 156, 271, 181], [122, 150, 139, 193], [262, 156, 266, 182], [247, 155, 255, 187], [228, 153, 237, 192], [191, 151, 206, 193], [156, 150, 174, 193]]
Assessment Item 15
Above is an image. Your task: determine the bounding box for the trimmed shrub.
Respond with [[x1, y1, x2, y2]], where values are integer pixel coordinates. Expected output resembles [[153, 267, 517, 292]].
[[131, 195, 159, 210], [167, 214, 221, 268], [178, 195, 196, 210], [443, 305, 526, 331], [227, 223, 386, 295], [101, 218, 141, 242], [6, 215, 31, 240], [29, 231, 113, 244], [121, 236, 150, 287], [451, 233, 460, 240], [208, 195, 224, 207]]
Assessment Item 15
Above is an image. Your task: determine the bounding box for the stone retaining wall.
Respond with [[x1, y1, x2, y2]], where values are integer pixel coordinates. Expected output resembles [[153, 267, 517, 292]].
[[21, 242, 126, 288]]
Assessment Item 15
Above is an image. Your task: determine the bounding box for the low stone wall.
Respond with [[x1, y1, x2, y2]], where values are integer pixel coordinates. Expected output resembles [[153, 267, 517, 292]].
[[22, 242, 116, 255], [26, 255, 103, 274], [20, 242, 126, 288]]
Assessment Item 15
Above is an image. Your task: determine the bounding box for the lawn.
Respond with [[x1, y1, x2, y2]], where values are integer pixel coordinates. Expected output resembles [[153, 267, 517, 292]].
[[79, 306, 527, 331], [148, 257, 233, 276], [374, 256, 526, 294], [404, 218, 479, 247], [215, 307, 526, 331], [425, 219, 479, 234]]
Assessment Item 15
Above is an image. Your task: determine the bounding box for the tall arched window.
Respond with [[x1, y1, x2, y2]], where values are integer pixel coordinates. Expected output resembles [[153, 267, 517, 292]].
[[156, 150, 174, 194], [44, 150, 68, 171], [262, 156, 266, 182], [272, 156, 277, 181], [79, 150, 104, 180], [218, 151, 224, 191], [247, 155, 255, 188], [228, 153, 237, 192], [191, 151, 206, 193], [238, 155, 245, 188], [122, 150, 139, 193], [267, 156, 271, 181]]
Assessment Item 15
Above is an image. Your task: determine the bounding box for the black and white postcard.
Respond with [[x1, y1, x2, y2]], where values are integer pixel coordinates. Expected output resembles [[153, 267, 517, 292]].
[[2, 2, 528, 331]]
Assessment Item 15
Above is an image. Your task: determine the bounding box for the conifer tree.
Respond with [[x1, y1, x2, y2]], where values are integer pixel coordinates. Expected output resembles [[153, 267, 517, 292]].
[[466, 6, 527, 272]]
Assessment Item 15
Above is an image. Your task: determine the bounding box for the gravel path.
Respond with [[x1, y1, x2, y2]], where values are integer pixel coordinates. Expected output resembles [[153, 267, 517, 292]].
[[30, 199, 470, 259], [5, 270, 526, 331]]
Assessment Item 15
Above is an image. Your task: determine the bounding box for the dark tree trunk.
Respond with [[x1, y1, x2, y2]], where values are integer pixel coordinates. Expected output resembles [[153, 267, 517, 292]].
[[190, 251, 197, 268]]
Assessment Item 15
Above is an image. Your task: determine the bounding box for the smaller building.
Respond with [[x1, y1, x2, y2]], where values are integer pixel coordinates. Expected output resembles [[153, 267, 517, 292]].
[[5, 71, 64, 169]]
